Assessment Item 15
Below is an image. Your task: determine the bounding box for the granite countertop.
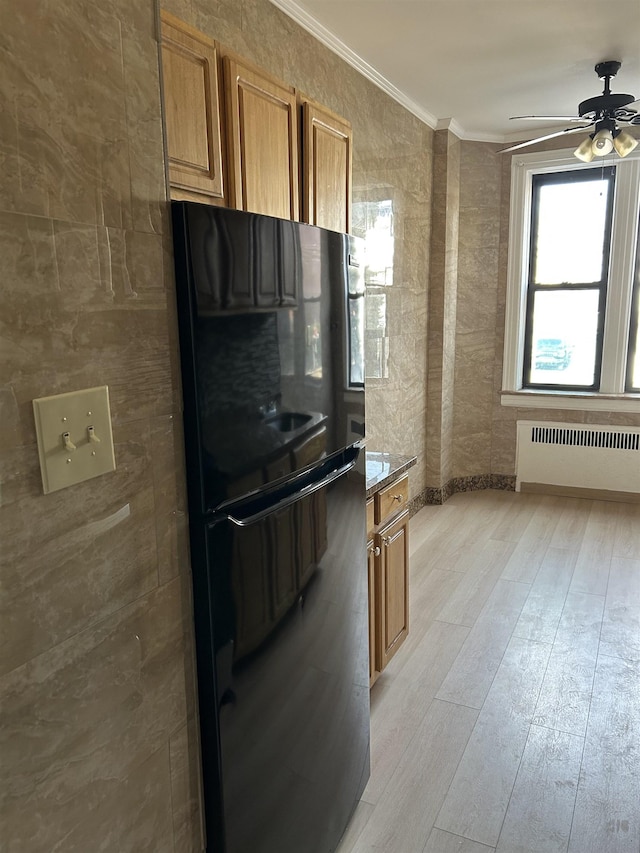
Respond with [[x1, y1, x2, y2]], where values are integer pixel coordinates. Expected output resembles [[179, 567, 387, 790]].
[[366, 451, 417, 498]]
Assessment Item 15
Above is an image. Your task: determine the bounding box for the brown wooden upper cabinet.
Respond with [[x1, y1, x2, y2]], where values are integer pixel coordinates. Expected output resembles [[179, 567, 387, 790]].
[[159, 13, 352, 230], [302, 99, 352, 233], [223, 55, 299, 221], [160, 11, 225, 205]]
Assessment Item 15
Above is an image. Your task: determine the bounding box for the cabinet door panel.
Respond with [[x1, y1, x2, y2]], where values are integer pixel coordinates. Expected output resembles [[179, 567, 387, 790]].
[[303, 101, 352, 233], [161, 12, 224, 202], [224, 56, 299, 220], [367, 540, 379, 686], [378, 510, 409, 668]]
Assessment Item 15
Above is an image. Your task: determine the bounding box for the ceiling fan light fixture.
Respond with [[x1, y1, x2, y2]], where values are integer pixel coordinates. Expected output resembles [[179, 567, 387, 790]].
[[592, 128, 615, 156], [574, 136, 595, 163], [613, 129, 639, 157]]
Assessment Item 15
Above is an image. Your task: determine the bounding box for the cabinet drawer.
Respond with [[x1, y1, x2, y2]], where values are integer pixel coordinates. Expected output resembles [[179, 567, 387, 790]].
[[366, 498, 375, 539], [375, 475, 409, 525]]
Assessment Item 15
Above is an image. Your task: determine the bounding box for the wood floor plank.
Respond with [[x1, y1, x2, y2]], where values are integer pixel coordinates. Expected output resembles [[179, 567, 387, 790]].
[[401, 569, 466, 657], [511, 547, 576, 644], [488, 491, 542, 543], [409, 504, 461, 557], [569, 501, 617, 597], [435, 636, 552, 848], [611, 501, 640, 559], [424, 827, 495, 852], [568, 654, 640, 853], [599, 556, 640, 662], [499, 496, 564, 583], [549, 499, 590, 552], [532, 592, 604, 737], [436, 540, 516, 627], [364, 621, 469, 804], [412, 491, 514, 574], [495, 725, 583, 853], [568, 747, 640, 853], [436, 580, 531, 709], [350, 700, 478, 853], [336, 800, 375, 853]]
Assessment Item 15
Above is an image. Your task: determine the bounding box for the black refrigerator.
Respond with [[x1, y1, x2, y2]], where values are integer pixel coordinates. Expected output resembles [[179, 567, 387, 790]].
[[171, 201, 370, 853]]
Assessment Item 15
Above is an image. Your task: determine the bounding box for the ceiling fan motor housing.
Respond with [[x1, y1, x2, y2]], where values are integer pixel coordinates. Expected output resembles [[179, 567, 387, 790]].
[[595, 60, 622, 79]]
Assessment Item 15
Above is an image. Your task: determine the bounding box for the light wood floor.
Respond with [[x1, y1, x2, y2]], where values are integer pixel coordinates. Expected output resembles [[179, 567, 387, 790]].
[[337, 489, 640, 853]]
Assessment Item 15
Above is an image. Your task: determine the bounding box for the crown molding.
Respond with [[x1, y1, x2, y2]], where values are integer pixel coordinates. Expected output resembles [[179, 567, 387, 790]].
[[268, 0, 611, 147], [269, 0, 438, 129]]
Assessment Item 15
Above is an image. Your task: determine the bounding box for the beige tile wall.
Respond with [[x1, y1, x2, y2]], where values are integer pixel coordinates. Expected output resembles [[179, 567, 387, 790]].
[[427, 130, 460, 487], [1, 0, 434, 849], [452, 140, 504, 479], [451, 135, 640, 481], [0, 1, 201, 850]]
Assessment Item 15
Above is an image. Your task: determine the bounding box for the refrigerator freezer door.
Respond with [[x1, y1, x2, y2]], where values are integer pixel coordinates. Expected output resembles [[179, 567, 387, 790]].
[[202, 453, 369, 853], [171, 202, 365, 514]]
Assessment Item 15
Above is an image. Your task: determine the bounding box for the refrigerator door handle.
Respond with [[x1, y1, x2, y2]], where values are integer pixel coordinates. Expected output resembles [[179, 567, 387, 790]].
[[223, 456, 358, 528]]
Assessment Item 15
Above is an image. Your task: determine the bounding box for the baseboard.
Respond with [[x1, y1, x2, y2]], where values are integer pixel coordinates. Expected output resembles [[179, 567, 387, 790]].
[[520, 482, 640, 504], [419, 474, 516, 506]]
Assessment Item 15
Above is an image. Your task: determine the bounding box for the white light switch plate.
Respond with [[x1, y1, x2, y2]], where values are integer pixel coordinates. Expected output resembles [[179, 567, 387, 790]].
[[33, 386, 117, 494]]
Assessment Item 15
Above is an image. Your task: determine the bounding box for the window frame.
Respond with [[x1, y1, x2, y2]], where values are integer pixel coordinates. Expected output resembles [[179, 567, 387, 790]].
[[501, 145, 640, 412]]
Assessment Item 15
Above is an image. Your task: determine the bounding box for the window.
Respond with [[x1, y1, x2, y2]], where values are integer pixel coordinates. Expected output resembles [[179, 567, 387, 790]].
[[502, 146, 640, 411]]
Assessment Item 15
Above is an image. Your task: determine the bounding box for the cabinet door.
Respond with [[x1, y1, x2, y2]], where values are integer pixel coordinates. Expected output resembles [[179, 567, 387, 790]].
[[367, 539, 380, 686], [160, 12, 224, 203], [302, 100, 352, 233], [377, 510, 409, 669], [224, 55, 299, 220]]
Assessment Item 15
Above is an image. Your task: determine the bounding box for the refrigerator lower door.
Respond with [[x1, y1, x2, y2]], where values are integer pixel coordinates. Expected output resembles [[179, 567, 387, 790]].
[[203, 451, 370, 853]]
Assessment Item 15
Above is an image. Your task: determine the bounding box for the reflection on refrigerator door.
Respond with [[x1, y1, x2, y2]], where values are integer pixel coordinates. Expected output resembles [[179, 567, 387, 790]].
[[209, 460, 368, 853]]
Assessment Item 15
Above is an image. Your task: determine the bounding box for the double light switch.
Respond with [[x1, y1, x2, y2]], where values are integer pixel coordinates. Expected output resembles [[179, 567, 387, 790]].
[[32, 386, 117, 494]]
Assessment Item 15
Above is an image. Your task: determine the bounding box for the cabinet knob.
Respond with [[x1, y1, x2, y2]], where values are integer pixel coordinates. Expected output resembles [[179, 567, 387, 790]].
[[392, 494, 403, 502], [373, 546, 381, 556], [382, 536, 391, 546]]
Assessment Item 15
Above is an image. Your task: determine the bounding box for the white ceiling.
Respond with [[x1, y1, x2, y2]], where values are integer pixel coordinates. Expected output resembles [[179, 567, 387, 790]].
[[271, 0, 640, 143]]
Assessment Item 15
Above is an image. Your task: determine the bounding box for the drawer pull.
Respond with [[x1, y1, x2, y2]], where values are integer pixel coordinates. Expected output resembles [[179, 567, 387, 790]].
[[392, 494, 403, 502]]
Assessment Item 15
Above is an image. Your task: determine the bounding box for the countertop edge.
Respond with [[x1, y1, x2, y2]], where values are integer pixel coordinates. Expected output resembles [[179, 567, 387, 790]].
[[365, 451, 417, 498]]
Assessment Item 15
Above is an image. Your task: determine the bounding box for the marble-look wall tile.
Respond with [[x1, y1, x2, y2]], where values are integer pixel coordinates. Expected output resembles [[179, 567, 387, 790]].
[[1, 576, 189, 852], [0, 0, 201, 849], [150, 413, 189, 584], [452, 141, 503, 478], [0, 420, 161, 675], [427, 130, 460, 489], [170, 717, 206, 853]]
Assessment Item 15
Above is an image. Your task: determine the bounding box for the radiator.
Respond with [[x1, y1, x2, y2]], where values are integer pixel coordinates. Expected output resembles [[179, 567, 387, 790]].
[[515, 420, 640, 494]]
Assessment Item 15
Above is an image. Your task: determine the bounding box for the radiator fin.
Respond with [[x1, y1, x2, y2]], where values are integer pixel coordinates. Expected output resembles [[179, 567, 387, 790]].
[[531, 426, 640, 451]]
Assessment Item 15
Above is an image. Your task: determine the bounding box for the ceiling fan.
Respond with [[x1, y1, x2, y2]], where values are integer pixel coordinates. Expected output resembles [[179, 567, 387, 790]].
[[500, 60, 640, 160]]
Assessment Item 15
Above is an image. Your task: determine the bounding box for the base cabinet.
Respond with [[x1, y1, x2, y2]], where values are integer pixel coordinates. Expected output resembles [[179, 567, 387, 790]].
[[377, 511, 409, 669], [367, 474, 410, 686]]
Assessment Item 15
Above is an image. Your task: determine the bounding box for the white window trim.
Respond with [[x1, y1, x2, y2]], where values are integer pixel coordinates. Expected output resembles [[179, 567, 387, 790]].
[[501, 145, 640, 413]]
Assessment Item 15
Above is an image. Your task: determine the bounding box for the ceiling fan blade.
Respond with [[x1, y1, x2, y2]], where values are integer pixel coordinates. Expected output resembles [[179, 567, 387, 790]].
[[509, 115, 586, 122], [499, 124, 594, 154]]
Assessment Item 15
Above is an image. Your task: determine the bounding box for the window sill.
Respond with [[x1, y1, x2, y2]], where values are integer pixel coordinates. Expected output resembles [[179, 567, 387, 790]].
[[500, 390, 640, 414]]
